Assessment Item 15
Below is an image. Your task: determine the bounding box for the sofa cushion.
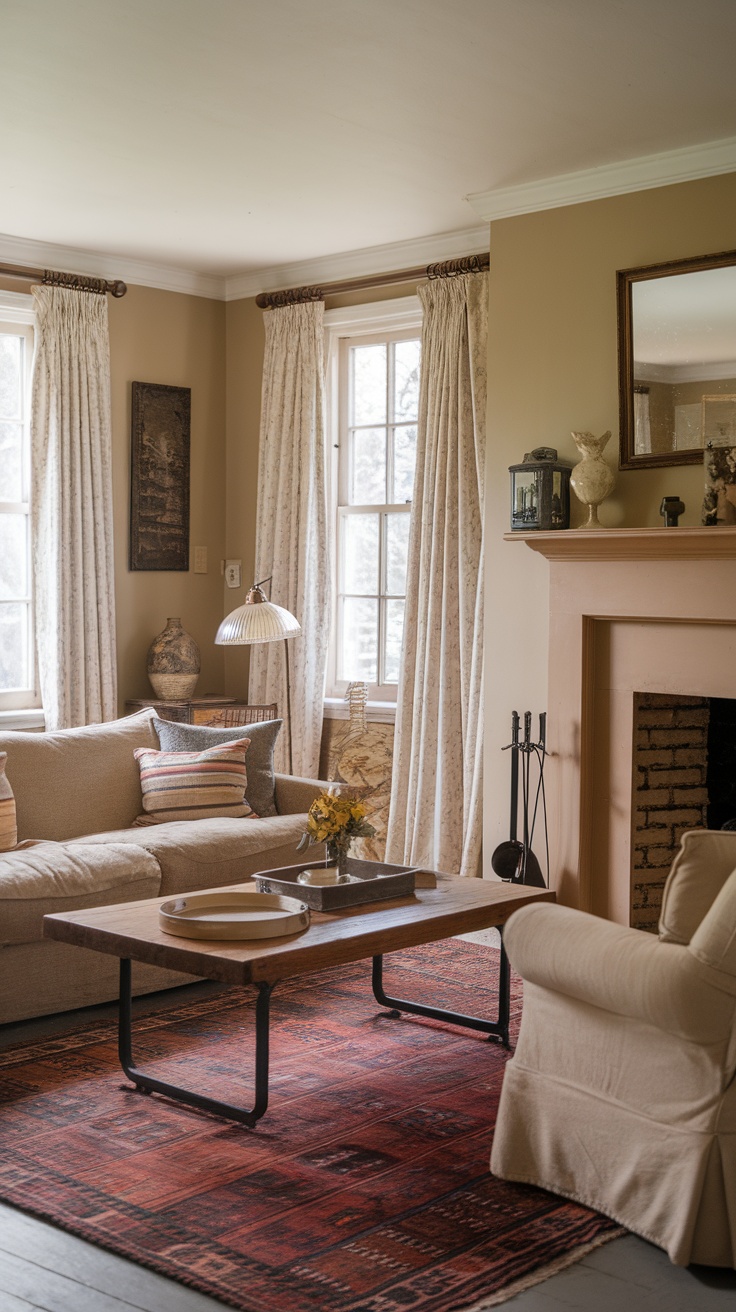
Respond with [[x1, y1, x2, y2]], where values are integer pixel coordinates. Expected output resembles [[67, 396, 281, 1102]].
[[134, 740, 256, 823], [0, 710, 159, 842], [0, 841, 162, 946], [153, 715, 282, 817], [75, 814, 311, 894]]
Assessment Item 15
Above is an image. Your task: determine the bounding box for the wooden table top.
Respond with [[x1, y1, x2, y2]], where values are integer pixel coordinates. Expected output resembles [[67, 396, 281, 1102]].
[[43, 877, 555, 987]]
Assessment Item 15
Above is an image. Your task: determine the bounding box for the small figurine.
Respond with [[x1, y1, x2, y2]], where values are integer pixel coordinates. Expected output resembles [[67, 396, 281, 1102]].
[[660, 495, 685, 527]]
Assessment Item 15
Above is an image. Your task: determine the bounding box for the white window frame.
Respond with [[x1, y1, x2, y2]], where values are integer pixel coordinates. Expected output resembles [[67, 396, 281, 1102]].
[[324, 297, 421, 718], [0, 291, 42, 722]]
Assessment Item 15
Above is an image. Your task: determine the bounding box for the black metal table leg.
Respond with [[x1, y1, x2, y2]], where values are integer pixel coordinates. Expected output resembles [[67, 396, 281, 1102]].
[[372, 929, 511, 1047], [118, 958, 273, 1126]]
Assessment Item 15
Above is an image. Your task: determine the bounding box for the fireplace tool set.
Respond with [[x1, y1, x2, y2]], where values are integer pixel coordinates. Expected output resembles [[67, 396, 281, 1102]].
[[492, 711, 548, 887]]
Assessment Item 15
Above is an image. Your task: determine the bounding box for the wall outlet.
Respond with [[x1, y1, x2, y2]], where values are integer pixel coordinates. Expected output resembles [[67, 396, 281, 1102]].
[[193, 546, 208, 574], [224, 559, 242, 589]]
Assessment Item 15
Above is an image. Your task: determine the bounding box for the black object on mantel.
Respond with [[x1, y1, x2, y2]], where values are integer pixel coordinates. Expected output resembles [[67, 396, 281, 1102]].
[[660, 495, 685, 526], [491, 711, 548, 887], [509, 448, 572, 531]]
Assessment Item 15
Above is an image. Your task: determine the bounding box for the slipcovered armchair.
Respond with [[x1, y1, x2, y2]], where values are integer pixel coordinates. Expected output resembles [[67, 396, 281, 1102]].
[[491, 829, 736, 1267]]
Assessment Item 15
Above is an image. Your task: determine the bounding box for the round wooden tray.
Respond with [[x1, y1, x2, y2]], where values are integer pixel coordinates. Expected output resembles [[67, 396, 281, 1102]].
[[159, 891, 310, 940]]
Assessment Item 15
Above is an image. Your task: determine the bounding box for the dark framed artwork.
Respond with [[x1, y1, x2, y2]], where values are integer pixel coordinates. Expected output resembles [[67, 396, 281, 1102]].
[[130, 382, 191, 570]]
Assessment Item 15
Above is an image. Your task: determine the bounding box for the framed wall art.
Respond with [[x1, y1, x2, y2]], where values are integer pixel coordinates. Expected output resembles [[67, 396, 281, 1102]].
[[130, 381, 191, 571]]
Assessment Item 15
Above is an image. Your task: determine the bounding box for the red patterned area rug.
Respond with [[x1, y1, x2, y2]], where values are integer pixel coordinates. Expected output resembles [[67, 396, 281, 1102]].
[[0, 941, 622, 1312]]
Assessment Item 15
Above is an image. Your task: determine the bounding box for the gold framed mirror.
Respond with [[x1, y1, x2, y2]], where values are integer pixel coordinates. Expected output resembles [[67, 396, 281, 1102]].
[[617, 249, 736, 470]]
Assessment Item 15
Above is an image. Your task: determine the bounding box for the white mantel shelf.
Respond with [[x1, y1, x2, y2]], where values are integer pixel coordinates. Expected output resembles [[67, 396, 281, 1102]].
[[503, 525, 736, 561]]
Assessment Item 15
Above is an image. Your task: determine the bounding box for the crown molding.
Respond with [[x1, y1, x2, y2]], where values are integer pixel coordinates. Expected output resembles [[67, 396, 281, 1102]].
[[637, 359, 736, 384], [467, 135, 736, 223], [223, 226, 489, 301], [0, 232, 225, 300]]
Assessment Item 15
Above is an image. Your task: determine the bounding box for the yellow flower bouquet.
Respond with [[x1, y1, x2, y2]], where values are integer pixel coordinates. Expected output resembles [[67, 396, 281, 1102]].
[[297, 788, 375, 872]]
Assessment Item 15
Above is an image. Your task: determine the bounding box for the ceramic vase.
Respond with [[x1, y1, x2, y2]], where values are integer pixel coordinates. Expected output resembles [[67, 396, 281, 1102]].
[[146, 617, 200, 700], [570, 430, 615, 528], [0, 752, 17, 851]]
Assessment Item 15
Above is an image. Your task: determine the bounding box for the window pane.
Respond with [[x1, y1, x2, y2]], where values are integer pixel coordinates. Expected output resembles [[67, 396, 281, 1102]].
[[0, 422, 24, 502], [385, 513, 410, 595], [340, 597, 377, 683], [383, 598, 405, 683], [393, 338, 420, 420], [351, 427, 386, 504], [342, 513, 379, 594], [0, 602, 28, 691], [351, 344, 386, 425], [392, 425, 417, 502], [0, 514, 27, 599], [0, 335, 22, 420]]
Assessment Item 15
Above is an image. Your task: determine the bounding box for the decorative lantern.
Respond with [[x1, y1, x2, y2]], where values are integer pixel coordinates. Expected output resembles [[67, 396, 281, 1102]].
[[509, 447, 572, 531]]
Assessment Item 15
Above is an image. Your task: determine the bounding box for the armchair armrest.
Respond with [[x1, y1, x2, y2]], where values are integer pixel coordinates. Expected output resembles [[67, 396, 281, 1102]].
[[505, 903, 736, 1045], [273, 774, 349, 816]]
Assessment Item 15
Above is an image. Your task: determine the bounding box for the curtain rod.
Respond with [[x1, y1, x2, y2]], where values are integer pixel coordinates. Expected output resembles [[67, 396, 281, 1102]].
[[0, 261, 127, 297], [255, 252, 489, 310]]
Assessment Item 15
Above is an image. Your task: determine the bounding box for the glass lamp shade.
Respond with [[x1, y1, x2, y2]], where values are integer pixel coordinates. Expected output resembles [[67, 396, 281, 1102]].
[[215, 599, 301, 646]]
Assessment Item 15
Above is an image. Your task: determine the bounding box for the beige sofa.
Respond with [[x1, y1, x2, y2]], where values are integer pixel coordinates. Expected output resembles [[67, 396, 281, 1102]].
[[0, 709, 327, 1024]]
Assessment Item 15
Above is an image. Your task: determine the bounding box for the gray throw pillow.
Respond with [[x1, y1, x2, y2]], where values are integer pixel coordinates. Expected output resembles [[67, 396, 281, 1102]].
[[152, 716, 282, 817]]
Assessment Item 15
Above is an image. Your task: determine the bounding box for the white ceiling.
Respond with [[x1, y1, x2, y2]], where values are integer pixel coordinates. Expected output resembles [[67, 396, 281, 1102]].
[[3, 0, 736, 290]]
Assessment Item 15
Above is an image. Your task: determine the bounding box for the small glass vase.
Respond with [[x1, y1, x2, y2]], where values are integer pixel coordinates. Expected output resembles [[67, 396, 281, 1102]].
[[326, 838, 351, 878]]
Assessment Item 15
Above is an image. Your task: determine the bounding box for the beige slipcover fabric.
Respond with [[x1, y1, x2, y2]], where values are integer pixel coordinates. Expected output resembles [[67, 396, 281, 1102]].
[[248, 300, 330, 779], [386, 273, 486, 878], [76, 812, 312, 895], [0, 709, 158, 841], [491, 829, 736, 1267], [31, 285, 117, 730], [0, 842, 161, 946]]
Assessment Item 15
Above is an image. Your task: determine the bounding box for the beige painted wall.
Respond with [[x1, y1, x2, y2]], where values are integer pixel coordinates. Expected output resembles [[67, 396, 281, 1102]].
[[484, 170, 736, 878], [107, 284, 226, 708]]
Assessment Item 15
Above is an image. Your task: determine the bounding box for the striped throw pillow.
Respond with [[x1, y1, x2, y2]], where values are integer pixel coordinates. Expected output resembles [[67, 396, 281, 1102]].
[[134, 739, 256, 824], [0, 751, 17, 851]]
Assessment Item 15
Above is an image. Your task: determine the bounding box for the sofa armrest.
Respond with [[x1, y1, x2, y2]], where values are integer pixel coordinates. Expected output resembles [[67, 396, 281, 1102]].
[[505, 903, 736, 1045], [273, 774, 349, 816]]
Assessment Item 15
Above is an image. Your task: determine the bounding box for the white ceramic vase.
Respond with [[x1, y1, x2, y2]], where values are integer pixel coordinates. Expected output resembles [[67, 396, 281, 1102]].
[[570, 430, 615, 528]]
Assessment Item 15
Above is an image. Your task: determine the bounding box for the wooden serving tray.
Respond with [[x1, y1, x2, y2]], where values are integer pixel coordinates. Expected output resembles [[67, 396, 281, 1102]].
[[159, 891, 310, 940], [255, 857, 419, 911]]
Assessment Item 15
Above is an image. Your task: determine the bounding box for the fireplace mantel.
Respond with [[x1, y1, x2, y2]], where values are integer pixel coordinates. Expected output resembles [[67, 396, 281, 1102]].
[[504, 525, 736, 561], [508, 527, 736, 925]]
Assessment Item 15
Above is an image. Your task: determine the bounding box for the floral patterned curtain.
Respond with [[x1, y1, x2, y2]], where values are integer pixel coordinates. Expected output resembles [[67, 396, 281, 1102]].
[[248, 301, 330, 777], [386, 273, 487, 876], [31, 286, 117, 729]]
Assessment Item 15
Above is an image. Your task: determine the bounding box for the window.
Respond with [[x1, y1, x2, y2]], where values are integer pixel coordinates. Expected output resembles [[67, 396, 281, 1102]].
[[0, 295, 38, 713], [326, 302, 421, 704]]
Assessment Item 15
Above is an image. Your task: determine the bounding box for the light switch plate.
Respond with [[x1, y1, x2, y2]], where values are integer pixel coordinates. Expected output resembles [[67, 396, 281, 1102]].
[[193, 546, 208, 574], [225, 559, 242, 588]]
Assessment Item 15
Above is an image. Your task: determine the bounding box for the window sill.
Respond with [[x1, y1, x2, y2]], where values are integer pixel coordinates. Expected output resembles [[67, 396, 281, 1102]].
[[323, 698, 396, 725], [0, 708, 45, 731]]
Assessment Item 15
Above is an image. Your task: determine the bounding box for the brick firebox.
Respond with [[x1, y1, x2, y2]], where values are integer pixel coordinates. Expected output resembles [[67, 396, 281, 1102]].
[[633, 693, 709, 932]]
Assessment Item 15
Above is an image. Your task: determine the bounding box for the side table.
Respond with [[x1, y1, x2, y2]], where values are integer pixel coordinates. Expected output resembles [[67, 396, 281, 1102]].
[[124, 697, 278, 726]]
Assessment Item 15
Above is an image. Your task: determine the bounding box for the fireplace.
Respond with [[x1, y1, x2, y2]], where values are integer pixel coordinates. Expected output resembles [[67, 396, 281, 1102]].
[[508, 525, 736, 925], [632, 692, 736, 930]]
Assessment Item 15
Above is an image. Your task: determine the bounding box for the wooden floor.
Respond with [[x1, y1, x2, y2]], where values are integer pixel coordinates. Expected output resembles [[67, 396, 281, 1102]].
[[2, 949, 736, 1311]]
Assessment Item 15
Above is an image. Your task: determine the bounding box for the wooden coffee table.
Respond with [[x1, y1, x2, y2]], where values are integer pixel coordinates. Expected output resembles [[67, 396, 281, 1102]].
[[44, 876, 554, 1126]]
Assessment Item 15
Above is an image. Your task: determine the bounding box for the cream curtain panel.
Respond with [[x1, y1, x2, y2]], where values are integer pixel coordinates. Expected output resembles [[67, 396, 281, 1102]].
[[248, 301, 330, 777], [31, 286, 117, 730], [386, 273, 487, 877]]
